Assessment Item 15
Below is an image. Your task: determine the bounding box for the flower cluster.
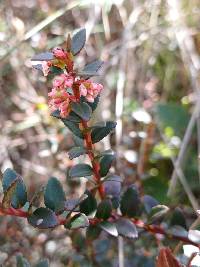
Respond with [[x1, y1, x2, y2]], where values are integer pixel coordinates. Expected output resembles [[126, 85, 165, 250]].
[[40, 46, 103, 118]]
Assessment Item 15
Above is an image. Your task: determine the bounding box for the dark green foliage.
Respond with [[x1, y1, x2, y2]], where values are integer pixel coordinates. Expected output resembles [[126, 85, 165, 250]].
[[91, 121, 117, 143], [99, 221, 118, 237], [65, 213, 89, 229], [27, 207, 59, 229], [31, 52, 54, 61], [96, 199, 112, 220], [79, 60, 104, 79], [68, 146, 87, 160], [71, 102, 92, 121], [169, 207, 187, 229], [120, 185, 141, 217], [61, 119, 83, 138], [99, 154, 115, 177], [79, 190, 97, 215], [69, 163, 93, 178], [2, 168, 27, 208], [103, 174, 122, 198], [148, 205, 169, 223], [86, 225, 102, 241], [44, 177, 66, 212], [143, 195, 159, 214], [86, 95, 100, 111], [116, 218, 138, 239], [71, 28, 86, 55]]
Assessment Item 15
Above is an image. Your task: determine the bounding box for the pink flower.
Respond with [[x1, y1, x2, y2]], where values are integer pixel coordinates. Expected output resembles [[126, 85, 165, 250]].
[[48, 74, 75, 118], [52, 47, 67, 59], [42, 61, 51, 76], [79, 80, 103, 102], [53, 74, 74, 89]]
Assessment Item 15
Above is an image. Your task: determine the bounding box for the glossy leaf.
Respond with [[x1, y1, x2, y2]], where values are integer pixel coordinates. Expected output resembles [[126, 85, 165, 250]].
[[120, 185, 141, 217], [27, 207, 59, 229], [2, 168, 27, 208], [148, 205, 169, 223], [81, 60, 103, 79], [170, 208, 187, 229], [65, 213, 89, 229], [103, 174, 122, 198], [99, 221, 118, 237], [96, 199, 112, 220], [69, 164, 93, 178], [86, 95, 100, 112], [99, 154, 115, 177], [80, 190, 97, 216], [71, 102, 92, 121], [44, 177, 66, 212], [64, 194, 88, 211], [71, 28, 86, 55], [116, 218, 138, 239], [91, 121, 117, 144], [68, 146, 87, 160], [2, 179, 18, 209], [61, 119, 83, 138], [143, 195, 159, 214], [86, 225, 102, 241], [31, 52, 54, 61]]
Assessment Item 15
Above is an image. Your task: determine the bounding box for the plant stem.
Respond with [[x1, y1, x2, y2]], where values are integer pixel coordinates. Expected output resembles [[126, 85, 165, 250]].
[[72, 82, 105, 199]]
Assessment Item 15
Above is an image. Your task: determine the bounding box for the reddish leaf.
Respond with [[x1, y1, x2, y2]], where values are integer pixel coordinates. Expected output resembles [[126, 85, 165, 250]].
[[156, 248, 182, 267]]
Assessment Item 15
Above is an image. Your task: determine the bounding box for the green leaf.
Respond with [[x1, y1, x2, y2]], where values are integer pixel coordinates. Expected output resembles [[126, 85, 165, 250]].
[[31, 52, 54, 61], [86, 225, 102, 241], [2, 179, 18, 209], [64, 194, 88, 211], [27, 207, 59, 229], [35, 259, 49, 267], [96, 199, 112, 220], [61, 119, 83, 138], [120, 185, 141, 217], [49, 66, 63, 75], [71, 28, 86, 55], [69, 164, 93, 178], [80, 190, 97, 216], [85, 95, 100, 112], [80, 60, 104, 79], [103, 174, 122, 198], [2, 168, 27, 208], [116, 218, 138, 239], [99, 154, 115, 177], [65, 213, 89, 229], [16, 255, 30, 267], [71, 102, 92, 121], [170, 207, 187, 229], [91, 121, 117, 144], [28, 186, 45, 213], [68, 146, 87, 160], [99, 221, 118, 237], [143, 195, 159, 214], [148, 205, 169, 224], [51, 109, 81, 123], [44, 177, 66, 212]]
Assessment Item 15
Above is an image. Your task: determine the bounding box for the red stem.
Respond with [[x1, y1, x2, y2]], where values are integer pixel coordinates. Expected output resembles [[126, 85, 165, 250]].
[[72, 82, 105, 199], [0, 206, 199, 248]]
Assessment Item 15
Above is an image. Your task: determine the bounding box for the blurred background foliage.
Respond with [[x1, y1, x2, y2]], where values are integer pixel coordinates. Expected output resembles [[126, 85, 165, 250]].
[[0, 0, 200, 266]]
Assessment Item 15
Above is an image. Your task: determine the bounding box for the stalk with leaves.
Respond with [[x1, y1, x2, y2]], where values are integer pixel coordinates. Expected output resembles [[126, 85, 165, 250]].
[[0, 29, 200, 266]]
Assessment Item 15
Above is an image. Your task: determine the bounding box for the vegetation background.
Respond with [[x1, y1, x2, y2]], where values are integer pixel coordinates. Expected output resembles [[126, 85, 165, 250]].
[[0, 0, 200, 266]]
